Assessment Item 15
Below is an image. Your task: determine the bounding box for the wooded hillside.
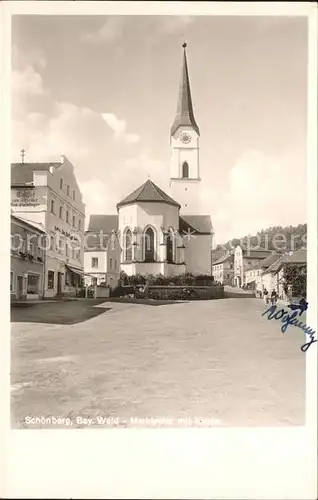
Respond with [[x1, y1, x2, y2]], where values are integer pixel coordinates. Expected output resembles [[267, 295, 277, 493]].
[[215, 223, 307, 252]]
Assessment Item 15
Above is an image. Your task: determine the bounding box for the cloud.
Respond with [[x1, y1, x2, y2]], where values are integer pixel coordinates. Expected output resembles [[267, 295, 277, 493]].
[[12, 45, 47, 71], [79, 179, 115, 227], [211, 149, 306, 245], [102, 112, 140, 144], [82, 16, 196, 46], [80, 150, 169, 227], [12, 66, 45, 97], [157, 16, 195, 35], [82, 18, 126, 44]]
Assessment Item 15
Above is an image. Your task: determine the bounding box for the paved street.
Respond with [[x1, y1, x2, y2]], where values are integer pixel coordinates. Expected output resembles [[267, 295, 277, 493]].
[[11, 298, 305, 428]]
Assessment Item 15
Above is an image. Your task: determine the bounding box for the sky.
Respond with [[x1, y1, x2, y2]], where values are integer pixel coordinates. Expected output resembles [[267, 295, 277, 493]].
[[11, 15, 308, 244]]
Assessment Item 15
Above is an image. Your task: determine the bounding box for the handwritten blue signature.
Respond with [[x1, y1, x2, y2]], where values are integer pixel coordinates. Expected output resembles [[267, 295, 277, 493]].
[[262, 303, 317, 352]]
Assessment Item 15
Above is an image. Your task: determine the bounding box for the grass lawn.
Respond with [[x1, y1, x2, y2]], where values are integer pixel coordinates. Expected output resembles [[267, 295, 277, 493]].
[[11, 299, 111, 325]]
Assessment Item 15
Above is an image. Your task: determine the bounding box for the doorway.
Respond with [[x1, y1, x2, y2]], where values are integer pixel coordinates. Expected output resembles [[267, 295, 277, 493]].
[[17, 276, 23, 299], [57, 272, 63, 295]]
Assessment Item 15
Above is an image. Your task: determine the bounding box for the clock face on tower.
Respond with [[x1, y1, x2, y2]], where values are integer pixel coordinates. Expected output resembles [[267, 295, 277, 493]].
[[180, 132, 192, 144]]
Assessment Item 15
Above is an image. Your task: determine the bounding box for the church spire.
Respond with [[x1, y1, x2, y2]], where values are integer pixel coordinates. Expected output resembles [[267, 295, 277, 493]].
[[171, 42, 200, 137]]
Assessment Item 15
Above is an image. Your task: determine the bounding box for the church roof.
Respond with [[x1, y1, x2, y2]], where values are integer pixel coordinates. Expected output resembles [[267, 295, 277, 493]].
[[87, 214, 119, 234], [11, 214, 46, 234], [242, 248, 272, 259], [179, 215, 213, 235], [263, 249, 307, 275], [171, 43, 200, 137], [11, 162, 62, 186], [86, 213, 212, 236], [84, 232, 113, 251], [213, 253, 233, 266], [117, 180, 180, 209]]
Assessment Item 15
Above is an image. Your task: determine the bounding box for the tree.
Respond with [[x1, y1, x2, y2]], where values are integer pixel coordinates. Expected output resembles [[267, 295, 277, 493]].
[[283, 264, 307, 297]]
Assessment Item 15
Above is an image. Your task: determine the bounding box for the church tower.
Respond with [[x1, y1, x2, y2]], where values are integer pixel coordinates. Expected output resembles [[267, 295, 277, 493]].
[[170, 43, 201, 214]]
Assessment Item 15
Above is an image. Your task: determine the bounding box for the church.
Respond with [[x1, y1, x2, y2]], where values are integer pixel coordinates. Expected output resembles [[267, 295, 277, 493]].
[[87, 43, 213, 278]]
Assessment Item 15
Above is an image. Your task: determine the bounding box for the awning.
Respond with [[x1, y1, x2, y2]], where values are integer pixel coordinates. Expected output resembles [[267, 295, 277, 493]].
[[65, 264, 86, 276]]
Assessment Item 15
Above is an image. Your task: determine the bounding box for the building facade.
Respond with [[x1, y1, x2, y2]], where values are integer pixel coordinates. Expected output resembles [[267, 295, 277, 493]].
[[212, 253, 234, 284], [11, 155, 85, 298], [117, 183, 186, 277], [233, 245, 272, 287], [261, 249, 307, 299], [84, 224, 121, 289], [10, 214, 45, 301], [244, 252, 281, 291]]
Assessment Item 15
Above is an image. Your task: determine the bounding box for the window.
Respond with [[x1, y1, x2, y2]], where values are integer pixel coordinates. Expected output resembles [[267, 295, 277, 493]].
[[67, 185, 70, 196], [10, 271, 14, 292], [182, 161, 189, 178], [115, 259, 117, 269], [30, 242, 36, 257], [59, 238, 64, 253], [48, 270, 54, 289], [50, 235, 55, 252], [167, 231, 173, 263], [72, 215, 75, 227], [66, 210, 69, 223], [66, 244, 69, 258], [65, 271, 72, 286], [124, 229, 132, 262], [50, 199, 55, 214], [92, 257, 98, 268], [60, 178, 63, 190], [144, 227, 155, 262], [59, 206, 63, 219], [109, 258, 113, 269], [79, 220, 82, 231], [72, 190, 76, 200], [27, 274, 39, 294]]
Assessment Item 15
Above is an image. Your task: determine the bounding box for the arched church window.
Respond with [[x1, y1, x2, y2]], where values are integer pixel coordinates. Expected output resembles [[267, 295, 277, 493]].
[[144, 227, 155, 262], [166, 230, 173, 264], [124, 229, 132, 262], [182, 161, 189, 178]]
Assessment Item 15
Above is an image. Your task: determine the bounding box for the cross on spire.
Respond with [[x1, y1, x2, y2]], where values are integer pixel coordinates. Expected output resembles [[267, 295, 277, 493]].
[[21, 149, 26, 163]]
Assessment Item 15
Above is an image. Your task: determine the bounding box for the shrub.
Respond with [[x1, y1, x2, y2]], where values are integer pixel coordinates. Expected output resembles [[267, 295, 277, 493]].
[[119, 272, 215, 287], [148, 285, 223, 301], [111, 285, 134, 297], [283, 264, 307, 297], [120, 271, 129, 285]]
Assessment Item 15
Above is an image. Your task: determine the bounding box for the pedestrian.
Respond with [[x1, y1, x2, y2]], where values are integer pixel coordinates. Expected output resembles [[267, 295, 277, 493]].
[[263, 288, 269, 306], [270, 290, 278, 305]]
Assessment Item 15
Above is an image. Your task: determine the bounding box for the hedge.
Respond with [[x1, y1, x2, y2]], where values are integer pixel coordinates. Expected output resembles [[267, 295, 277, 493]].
[[111, 284, 224, 301], [119, 271, 214, 287], [147, 285, 224, 301]]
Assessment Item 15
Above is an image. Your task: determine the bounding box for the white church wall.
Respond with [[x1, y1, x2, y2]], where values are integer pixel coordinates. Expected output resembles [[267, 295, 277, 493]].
[[165, 263, 186, 277], [118, 203, 178, 233], [118, 204, 138, 231], [136, 203, 179, 231], [169, 179, 201, 215], [184, 234, 212, 275]]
